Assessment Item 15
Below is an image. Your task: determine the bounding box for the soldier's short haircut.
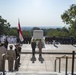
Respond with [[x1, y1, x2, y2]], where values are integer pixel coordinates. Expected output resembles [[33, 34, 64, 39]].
[[9, 45, 13, 49]]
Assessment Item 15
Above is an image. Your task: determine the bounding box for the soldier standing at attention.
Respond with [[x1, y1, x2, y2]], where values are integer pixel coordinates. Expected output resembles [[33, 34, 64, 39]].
[[38, 39, 43, 57], [14, 44, 21, 71], [17, 44, 21, 66], [38, 39, 44, 63], [7, 45, 16, 72], [0, 43, 6, 71]]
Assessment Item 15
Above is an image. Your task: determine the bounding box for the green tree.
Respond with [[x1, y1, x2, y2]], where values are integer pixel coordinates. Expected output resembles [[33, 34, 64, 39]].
[[23, 30, 31, 37], [46, 28, 69, 37], [61, 4, 76, 37], [0, 16, 11, 35], [32, 27, 40, 30], [9, 27, 17, 36]]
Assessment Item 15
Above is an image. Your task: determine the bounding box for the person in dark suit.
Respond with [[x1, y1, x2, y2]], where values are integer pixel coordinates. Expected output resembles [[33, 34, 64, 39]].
[[31, 39, 36, 57], [31, 39, 36, 63]]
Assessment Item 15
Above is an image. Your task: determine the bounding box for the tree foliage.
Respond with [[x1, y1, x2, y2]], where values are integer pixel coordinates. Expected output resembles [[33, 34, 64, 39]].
[[23, 30, 31, 37], [61, 4, 76, 37], [0, 16, 10, 35], [46, 28, 69, 37], [9, 27, 17, 36]]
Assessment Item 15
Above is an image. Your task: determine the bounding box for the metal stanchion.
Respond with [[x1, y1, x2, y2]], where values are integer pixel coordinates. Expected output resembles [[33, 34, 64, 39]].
[[59, 58, 61, 73], [54, 59, 56, 72], [71, 51, 75, 75], [65, 56, 68, 75]]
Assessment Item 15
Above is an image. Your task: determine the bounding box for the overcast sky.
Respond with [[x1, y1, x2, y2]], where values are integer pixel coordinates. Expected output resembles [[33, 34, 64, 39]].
[[0, 0, 76, 27]]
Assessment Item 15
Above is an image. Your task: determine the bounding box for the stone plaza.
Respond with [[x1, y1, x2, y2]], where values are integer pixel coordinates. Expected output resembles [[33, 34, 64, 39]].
[[3, 43, 76, 75]]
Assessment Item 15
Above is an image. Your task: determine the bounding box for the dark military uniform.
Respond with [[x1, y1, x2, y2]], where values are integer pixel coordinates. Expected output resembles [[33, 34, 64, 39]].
[[4, 38, 8, 49], [14, 44, 21, 70]]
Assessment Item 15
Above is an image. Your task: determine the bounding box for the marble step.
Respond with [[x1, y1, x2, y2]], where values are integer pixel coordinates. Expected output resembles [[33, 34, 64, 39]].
[[5, 72, 64, 75]]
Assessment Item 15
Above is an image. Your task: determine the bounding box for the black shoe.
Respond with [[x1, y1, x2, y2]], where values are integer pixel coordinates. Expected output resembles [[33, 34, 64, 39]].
[[41, 61, 43, 63], [15, 69, 18, 71], [32, 61, 34, 63], [38, 57, 41, 61], [19, 63, 21, 65]]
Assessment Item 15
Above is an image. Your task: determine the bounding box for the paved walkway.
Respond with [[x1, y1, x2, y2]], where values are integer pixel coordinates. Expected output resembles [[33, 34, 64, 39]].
[[3, 44, 76, 75]]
